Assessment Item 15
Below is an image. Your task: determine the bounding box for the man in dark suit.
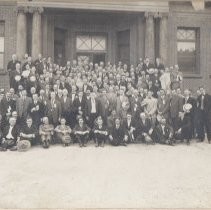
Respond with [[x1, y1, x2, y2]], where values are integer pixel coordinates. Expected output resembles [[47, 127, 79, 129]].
[[142, 57, 154, 73], [7, 54, 21, 87], [152, 117, 174, 145], [122, 112, 136, 143], [61, 89, 72, 126], [10, 62, 22, 92], [0, 92, 16, 126], [85, 92, 99, 129], [19, 117, 38, 146], [28, 93, 43, 128], [155, 57, 165, 70], [34, 53, 44, 75], [197, 87, 211, 143], [16, 90, 32, 125], [183, 89, 196, 138], [46, 91, 62, 126], [169, 89, 183, 131], [0, 117, 20, 151], [134, 112, 154, 144], [73, 90, 86, 119], [130, 89, 143, 119], [109, 118, 127, 146]]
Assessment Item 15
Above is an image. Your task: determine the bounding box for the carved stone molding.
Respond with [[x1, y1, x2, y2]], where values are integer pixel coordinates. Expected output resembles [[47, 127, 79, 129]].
[[28, 7, 44, 14], [16, 6, 29, 14]]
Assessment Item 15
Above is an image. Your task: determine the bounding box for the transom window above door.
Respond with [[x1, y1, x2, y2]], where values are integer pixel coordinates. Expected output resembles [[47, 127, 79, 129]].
[[76, 34, 106, 52]]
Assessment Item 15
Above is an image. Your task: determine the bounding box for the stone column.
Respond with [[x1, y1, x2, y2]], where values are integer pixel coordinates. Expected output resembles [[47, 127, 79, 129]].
[[16, 6, 27, 61], [144, 12, 155, 62], [159, 13, 168, 65], [31, 7, 43, 59]]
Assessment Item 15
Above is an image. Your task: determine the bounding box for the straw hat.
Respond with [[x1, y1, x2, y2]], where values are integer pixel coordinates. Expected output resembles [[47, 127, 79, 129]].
[[14, 75, 21, 81], [17, 140, 31, 152], [183, 103, 192, 112]]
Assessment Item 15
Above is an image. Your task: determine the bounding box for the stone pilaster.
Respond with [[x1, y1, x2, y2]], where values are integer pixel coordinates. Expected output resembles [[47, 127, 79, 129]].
[[159, 13, 168, 65], [144, 12, 155, 62], [31, 7, 43, 59], [16, 6, 27, 61]]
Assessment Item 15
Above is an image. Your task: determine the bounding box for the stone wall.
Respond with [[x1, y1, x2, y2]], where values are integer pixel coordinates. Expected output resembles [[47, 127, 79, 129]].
[[0, 5, 17, 90]]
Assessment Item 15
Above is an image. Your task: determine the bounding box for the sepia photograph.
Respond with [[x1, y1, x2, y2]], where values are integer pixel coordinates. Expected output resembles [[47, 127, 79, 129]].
[[0, 0, 211, 209]]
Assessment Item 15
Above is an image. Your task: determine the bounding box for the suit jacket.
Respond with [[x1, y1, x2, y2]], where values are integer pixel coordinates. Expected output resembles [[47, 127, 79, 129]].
[[152, 123, 173, 143], [73, 96, 87, 116], [130, 96, 143, 116], [170, 94, 183, 118], [85, 98, 99, 117], [98, 95, 109, 118], [134, 118, 152, 137], [0, 97, 16, 117], [183, 97, 196, 118], [46, 99, 62, 124], [142, 62, 154, 72], [157, 96, 170, 119], [116, 95, 129, 116], [28, 100, 43, 125], [61, 97, 72, 113], [16, 96, 32, 118], [197, 94, 211, 121], [177, 113, 192, 140], [7, 60, 21, 72], [3, 125, 20, 140]]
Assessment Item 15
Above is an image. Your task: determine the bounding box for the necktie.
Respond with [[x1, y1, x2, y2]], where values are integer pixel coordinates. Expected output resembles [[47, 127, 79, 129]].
[[201, 95, 204, 110]]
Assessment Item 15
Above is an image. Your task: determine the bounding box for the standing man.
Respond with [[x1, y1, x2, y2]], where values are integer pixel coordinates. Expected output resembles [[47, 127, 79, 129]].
[[7, 54, 20, 87], [46, 91, 62, 126], [197, 87, 211, 143], [16, 90, 32, 125]]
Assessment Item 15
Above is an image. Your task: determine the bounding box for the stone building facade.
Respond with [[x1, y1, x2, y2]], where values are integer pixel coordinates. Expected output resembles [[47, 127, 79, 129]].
[[0, 0, 211, 92]]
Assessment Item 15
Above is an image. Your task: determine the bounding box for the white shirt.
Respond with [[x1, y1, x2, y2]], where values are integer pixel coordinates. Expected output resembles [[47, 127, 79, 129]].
[[91, 99, 96, 113], [161, 125, 165, 134], [6, 126, 14, 139]]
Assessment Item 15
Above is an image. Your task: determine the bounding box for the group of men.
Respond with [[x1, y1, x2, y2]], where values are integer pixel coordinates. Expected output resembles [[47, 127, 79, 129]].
[[0, 53, 211, 151]]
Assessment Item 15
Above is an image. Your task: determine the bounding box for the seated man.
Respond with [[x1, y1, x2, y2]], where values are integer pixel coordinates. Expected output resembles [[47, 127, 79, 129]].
[[109, 118, 127, 146], [122, 112, 136, 143], [19, 117, 38, 149], [152, 116, 174, 146], [73, 117, 90, 147], [134, 112, 154, 144], [0, 117, 20, 151], [55, 118, 72, 147], [174, 104, 192, 145], [93, 116, 108, 147], [39, 117, 54, 149]]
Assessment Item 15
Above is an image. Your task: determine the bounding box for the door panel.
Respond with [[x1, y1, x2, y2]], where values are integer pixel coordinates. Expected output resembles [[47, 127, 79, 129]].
[[117, 30, 130, 65]]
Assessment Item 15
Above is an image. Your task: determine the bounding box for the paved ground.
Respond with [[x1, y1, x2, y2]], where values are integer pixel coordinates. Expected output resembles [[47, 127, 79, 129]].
[[0, 140, 211, 209]]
